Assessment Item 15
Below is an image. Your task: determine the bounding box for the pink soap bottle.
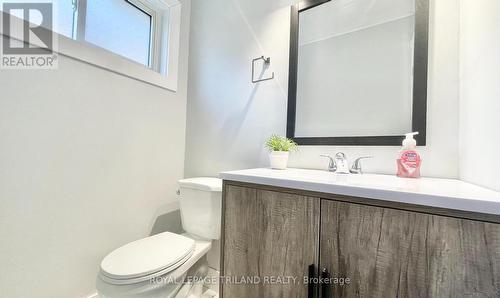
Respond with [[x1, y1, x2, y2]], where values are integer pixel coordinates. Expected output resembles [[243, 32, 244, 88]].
[[397, 132, 421, 178]]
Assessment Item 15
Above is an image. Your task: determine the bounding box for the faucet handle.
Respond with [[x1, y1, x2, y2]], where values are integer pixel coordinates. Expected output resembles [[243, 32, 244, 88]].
[[320, 155, 337, 172], [350, 156, 373, 174]]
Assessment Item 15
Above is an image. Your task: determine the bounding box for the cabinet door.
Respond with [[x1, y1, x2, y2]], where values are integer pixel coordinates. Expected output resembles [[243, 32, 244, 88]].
[[320, 200, 500, 298], [222, 185, 320, 298]]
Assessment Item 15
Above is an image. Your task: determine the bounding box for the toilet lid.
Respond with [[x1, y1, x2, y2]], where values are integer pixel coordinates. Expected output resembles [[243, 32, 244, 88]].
[[100, 232, 195, 280]]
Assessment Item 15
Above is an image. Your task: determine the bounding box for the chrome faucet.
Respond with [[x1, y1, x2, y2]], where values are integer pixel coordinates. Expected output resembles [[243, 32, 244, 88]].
[[321, 153, 373, 174], [334, 152, 350, 174], [320, 152, 350, 174]]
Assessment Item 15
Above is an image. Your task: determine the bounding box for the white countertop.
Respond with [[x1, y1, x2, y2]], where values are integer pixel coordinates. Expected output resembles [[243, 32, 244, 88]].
[[219, 168, 500, 216]]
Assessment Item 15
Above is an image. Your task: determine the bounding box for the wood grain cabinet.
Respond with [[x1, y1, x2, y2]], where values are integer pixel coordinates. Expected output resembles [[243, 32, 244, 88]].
[[221, 184, 320, 297], [320, 200, 500, 298], [221, 182, 500, 298]]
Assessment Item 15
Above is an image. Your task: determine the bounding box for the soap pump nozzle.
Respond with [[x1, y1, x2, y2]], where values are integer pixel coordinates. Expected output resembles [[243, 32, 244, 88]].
[[402, 132, 419, 149]]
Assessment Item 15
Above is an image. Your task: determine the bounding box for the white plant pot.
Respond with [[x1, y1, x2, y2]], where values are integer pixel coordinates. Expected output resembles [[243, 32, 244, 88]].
[[269, 151, 289, 170]]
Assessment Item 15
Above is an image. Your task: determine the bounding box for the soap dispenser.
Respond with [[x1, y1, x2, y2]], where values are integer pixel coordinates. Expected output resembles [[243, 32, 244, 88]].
[[397, 132, 422, 178]]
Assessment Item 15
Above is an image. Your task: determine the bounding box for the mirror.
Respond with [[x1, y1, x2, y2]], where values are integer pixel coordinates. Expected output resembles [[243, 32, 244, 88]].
[[287, 0, 429, 146]]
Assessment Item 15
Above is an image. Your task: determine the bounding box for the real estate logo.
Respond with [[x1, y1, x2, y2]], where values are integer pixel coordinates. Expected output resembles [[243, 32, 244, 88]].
[[1, 1, 58, 69]]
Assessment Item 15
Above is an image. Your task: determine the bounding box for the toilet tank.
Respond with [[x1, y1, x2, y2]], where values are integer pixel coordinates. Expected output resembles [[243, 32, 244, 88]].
[[178, 178, 222, 240]]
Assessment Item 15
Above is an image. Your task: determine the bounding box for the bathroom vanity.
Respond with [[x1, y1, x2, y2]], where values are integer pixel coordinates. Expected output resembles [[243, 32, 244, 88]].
[[219, 168, 500, 298]]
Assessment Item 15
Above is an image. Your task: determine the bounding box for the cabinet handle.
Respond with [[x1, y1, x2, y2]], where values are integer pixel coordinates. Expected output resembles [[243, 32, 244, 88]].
[[308, 264, 315, 298], [321, 267, 329, 298]]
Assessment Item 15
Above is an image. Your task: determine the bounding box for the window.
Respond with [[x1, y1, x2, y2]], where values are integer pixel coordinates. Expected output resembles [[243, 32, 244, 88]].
[[65, 0, 163, 68], [0, 0, 182, 90], [55, 0, 75, 38], [0, 0, 75, 38], [84, 0, 153, 67]]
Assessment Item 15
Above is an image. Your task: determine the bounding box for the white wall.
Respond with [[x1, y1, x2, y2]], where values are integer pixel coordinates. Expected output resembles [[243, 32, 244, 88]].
[[0, 1, 191, 297], [185, 0, 459, 179], [459, 0, 500, 191]]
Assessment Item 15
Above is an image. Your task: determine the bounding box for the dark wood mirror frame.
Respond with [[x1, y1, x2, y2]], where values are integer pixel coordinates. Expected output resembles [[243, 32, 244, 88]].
[[286, 0, 429, 146]]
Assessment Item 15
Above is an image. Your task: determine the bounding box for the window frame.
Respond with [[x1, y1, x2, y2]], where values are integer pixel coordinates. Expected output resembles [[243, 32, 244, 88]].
[[0, 0, 182, 91], [74, 0, 159, 69]]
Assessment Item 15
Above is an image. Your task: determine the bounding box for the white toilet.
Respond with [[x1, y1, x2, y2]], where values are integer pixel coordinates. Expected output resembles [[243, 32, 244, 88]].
[[96, 178, 222, 298]]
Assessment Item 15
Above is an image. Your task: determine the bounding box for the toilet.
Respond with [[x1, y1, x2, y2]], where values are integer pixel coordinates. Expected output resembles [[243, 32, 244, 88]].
[[96, 178, 222, 298]]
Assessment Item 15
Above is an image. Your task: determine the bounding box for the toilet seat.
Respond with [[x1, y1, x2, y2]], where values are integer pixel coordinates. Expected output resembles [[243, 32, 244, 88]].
[[100, 232, 195, 285], [97, 234, 213, 297]]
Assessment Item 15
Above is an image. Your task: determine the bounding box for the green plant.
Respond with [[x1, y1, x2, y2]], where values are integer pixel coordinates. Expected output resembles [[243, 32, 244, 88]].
[[265, 135, 298, 152]]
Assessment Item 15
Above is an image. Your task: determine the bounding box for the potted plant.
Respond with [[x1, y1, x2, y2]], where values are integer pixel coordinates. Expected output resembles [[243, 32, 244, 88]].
[[265, 135, 298, 170]]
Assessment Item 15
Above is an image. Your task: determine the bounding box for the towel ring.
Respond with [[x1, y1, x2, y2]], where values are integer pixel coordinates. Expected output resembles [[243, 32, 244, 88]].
[[252, 56, 274, 83]]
